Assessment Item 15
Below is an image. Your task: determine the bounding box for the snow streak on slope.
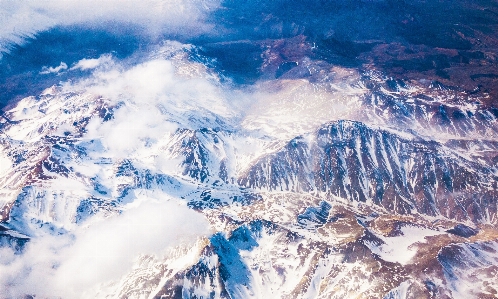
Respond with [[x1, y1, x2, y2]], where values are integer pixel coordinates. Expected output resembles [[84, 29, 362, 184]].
[[239, 120, 498, 224], [357, 72, 498, 143], [439, 240, 498, 299]]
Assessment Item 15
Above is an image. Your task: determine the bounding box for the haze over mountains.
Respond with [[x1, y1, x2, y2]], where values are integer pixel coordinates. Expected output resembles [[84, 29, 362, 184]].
[[0, 1, 498, 298]]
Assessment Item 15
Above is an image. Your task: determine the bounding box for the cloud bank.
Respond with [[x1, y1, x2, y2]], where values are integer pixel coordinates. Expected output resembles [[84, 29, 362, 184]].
[[0, 197, 211, 298], [0, 0, 219, 53], [65, 45, 242, 161]]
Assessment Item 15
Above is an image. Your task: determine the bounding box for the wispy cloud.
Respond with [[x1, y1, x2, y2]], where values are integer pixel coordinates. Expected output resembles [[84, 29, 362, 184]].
[[40, 62, 68, 74], [70, 55, 113, 71], [0, 0, 220, 53]]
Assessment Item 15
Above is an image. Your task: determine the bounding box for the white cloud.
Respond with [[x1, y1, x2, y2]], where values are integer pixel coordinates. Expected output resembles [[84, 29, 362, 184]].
[[70, 55, 113, 71], [0, 196, 211, 298], [0, 0, 220, 53], [0, 150, 11, 174], [40, 62, 68, 74], [67, 49, 241, 161]]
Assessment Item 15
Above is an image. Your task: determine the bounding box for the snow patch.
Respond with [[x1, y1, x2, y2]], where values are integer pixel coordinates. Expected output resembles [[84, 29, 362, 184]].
[[365, 225, 443, 265]]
